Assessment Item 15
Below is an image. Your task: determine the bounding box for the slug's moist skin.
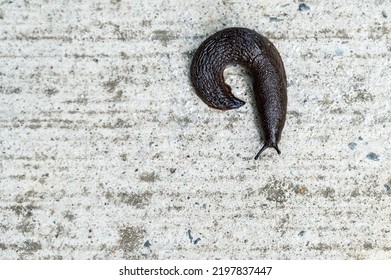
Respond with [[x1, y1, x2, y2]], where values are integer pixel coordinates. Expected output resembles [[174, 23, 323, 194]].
[[190, 27, 287, 159]]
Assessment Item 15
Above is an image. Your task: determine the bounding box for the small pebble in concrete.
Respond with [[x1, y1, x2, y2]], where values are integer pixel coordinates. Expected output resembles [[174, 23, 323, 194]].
[[298, 3, 310, 11], [187, 229, 201, 245], [335, 48, 344, 56], [382, 11, 388, 18], [348, 142, 357, 150], [269, 17, 283, 22], [384, 185, 390, 193], [187, 229, 193, 243], [298, 230, 305, 237], [366, 152, 380, 161], [144, 240, 152, 248]]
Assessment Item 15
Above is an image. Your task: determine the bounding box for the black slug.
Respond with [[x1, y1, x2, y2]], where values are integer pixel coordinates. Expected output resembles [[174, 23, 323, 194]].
[[190, 27, 287, 159]]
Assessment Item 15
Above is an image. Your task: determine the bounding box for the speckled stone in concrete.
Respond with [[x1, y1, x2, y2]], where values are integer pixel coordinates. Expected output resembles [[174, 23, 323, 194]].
[[0, 0, 390, 259]]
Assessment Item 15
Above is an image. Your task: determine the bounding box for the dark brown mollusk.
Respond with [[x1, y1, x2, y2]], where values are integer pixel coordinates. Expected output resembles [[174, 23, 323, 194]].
[[190, 27, 287, 159]]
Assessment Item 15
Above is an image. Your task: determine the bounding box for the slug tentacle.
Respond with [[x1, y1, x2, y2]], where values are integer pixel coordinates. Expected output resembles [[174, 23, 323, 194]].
[[190, 27, 287, 159], [254, 143, 281, 160]]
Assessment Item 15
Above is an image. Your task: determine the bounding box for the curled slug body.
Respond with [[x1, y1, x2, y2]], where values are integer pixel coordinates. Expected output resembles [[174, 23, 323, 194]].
[[190, 27, 287, 159]]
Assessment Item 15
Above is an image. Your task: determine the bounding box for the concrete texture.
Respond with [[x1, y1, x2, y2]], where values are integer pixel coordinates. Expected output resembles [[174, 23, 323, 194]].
[[0, 0, 390, 259]]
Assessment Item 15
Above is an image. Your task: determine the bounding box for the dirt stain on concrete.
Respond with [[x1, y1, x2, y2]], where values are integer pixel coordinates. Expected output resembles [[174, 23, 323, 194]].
[[117, 192, 153, 209], [118, 226, 146, 258], [139, 172, 159, 182]]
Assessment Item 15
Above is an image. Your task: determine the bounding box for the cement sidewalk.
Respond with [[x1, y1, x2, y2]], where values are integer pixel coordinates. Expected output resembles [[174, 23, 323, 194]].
[[0, 0, 390, 259]]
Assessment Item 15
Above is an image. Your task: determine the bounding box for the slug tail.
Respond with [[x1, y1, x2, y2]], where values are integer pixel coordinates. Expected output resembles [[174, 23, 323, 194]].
[[204, 82, 245, 110], [221, 96, 245, 110]]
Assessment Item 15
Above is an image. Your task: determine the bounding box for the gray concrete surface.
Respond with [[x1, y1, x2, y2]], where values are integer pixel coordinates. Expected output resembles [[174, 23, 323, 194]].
[[0, 0, 390, 259]]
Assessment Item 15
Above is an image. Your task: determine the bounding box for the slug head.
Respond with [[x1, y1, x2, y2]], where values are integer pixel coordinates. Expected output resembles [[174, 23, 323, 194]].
[[254, 142, 281, 160], [254, 126, 282, 160]]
